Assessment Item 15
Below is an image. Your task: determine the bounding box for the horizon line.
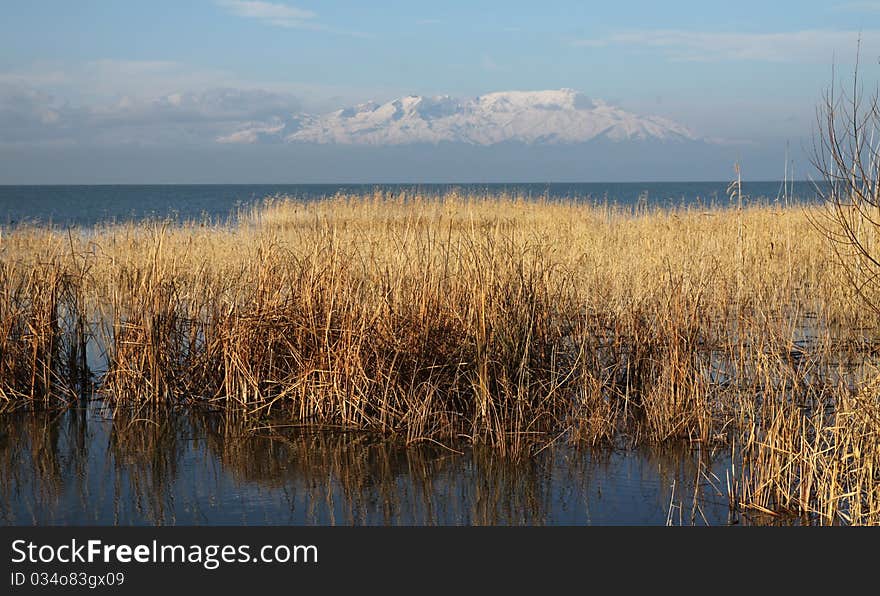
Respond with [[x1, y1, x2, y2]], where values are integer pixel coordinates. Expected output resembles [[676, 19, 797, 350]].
[[0, 179, 821, 187]]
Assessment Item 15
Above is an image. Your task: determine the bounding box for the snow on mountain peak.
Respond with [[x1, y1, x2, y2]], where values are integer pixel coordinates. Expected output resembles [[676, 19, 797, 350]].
[[477, 88, 581, 111], [218, 89, 697, 146]]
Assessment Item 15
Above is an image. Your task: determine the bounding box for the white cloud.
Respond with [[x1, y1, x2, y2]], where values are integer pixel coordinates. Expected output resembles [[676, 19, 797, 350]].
[[834, 2, 880, 11], [0, 60, 237, 104], [216, 120, 286, 144], [573, 29, 879, 62], [218, 0, 315, 22], [82, 60, 233, 98], [0, 55, 409, 147], [1, 57, 401, 110], [216, 0, 368, 36], [0, 82, 304, 147]]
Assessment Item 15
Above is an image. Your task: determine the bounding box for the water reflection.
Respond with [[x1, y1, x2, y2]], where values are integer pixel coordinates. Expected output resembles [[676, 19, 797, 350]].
[[0, 404, 736, 525]]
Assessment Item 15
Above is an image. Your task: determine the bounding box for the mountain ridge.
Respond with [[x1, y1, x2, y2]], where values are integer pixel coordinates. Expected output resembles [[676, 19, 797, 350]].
[[216, 89, 698, 146]]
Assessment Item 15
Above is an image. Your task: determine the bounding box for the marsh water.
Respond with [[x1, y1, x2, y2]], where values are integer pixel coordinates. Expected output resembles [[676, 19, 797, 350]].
[[0, 403, 737, 526]]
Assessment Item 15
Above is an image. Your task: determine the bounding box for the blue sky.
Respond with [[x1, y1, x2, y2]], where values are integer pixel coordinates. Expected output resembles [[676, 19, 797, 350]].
[[2, 1, 880, 181]]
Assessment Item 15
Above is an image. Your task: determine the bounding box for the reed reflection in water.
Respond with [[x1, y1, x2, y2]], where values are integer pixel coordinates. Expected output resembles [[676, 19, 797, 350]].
[[0, 405, 734, 525]]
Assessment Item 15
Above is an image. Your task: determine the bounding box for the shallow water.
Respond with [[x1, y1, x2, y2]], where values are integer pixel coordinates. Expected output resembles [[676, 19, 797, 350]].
[[0, 181, 821, 228], [0, 404, 736, 526]]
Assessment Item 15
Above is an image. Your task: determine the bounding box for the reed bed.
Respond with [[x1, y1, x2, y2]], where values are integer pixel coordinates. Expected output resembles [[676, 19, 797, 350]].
[[1, 191, 879, 523]]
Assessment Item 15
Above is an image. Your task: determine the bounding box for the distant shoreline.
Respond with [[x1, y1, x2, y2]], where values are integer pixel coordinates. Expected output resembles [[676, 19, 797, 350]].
[[0, 181, 824, 228]]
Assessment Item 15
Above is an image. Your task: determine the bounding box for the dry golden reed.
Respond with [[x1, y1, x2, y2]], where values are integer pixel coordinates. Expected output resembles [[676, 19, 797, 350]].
[[0, 191, 878, 522]]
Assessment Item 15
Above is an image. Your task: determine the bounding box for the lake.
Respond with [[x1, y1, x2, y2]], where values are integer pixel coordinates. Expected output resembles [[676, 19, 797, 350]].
[[0, 181, 820, 228]]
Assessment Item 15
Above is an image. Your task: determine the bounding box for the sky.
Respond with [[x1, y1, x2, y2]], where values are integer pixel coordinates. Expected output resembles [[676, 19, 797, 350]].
[[2, 0, 880, 182]]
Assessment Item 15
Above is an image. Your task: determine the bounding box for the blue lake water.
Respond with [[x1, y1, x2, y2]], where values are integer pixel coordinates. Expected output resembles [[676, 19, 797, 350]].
[[0, 181, 822, 227], [0, 406, 734, 526]]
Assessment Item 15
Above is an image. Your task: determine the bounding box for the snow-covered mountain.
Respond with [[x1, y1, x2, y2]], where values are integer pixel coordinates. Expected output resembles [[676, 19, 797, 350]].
[[217, 89, 697, 146]]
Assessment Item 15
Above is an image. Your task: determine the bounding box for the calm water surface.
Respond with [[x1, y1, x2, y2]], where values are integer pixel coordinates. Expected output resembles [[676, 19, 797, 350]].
[[0, 404, 734, 526], [0, 182, 821, 228]]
